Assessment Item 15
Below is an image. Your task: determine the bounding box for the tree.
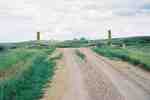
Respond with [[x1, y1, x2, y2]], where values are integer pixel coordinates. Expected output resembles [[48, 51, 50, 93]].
[[80, 37, 88, 43]]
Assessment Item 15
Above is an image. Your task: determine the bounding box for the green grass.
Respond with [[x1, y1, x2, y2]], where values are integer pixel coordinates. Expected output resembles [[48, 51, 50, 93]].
[[127, 45, 150, 53], [0, 47, 55, 71], [93, 46, 150, 70], [0, 48, 56, 100], [75, 50, 86, 60], [0, 49, 37, 70]]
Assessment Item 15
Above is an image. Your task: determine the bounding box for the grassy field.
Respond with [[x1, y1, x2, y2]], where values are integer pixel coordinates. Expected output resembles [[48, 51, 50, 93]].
[[93, 36, 150, 70], [0, 49, 37, 70], [55, 38, 96, 48], [0, 46, 57, 100], [0, 36, 149, 99]]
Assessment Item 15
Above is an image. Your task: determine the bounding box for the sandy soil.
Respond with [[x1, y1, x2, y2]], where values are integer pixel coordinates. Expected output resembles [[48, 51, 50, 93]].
[[41, 48, 150, 100], [79, 48, 150, 100], [41, 49, 69, 100]]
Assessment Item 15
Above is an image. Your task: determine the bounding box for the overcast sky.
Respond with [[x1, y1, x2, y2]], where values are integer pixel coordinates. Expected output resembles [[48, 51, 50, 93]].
[[0, 0, 150, 42]]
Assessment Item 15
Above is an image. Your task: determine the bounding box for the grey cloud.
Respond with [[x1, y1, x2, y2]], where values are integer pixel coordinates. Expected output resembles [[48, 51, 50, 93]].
[[0, 0, 150, 42], [113, 8, 139, 16], [80, 3, 103, 10]]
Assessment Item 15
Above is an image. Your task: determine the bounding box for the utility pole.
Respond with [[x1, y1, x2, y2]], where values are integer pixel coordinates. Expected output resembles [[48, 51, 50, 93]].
[[108, 30, 112, 46], [37, 32, 40, 41]]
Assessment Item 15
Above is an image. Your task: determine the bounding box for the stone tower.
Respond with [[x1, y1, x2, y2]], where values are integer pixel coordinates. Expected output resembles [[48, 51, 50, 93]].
[[37, 32, 40, 40], [108, 30, 112, 45]]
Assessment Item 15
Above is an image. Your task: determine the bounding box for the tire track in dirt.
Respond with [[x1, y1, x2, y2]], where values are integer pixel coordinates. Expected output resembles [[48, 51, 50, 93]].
[[41, 48, 90, 100], [41, 48, 150, 100], [76, 48, 125, 100], [61, 48, 90, 100], [42, 48, 124, 100], [97, 53, 150, 95], [41, 48, 69, 100], [79, 48, 150, 100]]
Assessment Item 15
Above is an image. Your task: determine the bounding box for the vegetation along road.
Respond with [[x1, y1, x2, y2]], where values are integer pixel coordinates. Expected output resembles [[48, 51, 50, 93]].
[[41, 48, 150, 100]]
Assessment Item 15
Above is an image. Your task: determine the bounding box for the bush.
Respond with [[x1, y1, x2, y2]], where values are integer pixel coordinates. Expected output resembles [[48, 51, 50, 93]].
[[0, 53, 55, 100], [0, 49, 36, 70], [0, 46, 5, 52]]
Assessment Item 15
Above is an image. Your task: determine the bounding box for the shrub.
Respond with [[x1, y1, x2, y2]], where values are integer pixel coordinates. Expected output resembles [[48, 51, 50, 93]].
[[0, 52, 55, 100], [0, 49, 35, 70], [0, 46, 5, 52]]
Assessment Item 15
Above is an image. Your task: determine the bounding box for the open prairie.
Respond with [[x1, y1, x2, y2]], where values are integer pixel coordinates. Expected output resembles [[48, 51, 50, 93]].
[[0, 36, 150, 100]]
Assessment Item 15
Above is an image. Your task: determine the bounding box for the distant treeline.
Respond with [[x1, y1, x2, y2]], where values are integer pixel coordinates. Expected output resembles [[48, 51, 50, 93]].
[[111, 36, 150, 45], [0, 36, 150, 49]]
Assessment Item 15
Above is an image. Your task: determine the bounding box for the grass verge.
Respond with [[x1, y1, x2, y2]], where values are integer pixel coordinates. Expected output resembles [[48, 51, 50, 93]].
[[93, 46, 150, 71], [0, 48, 56, 100], [0, 49, 38, 70]]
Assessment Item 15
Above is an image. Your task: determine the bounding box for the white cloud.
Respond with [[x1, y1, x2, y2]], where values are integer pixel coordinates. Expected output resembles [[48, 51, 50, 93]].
[[0, 0, 150, 42]]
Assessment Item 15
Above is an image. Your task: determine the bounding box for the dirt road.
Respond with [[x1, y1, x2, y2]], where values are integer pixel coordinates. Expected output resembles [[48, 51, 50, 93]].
[[42, 48, 150, 100]]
